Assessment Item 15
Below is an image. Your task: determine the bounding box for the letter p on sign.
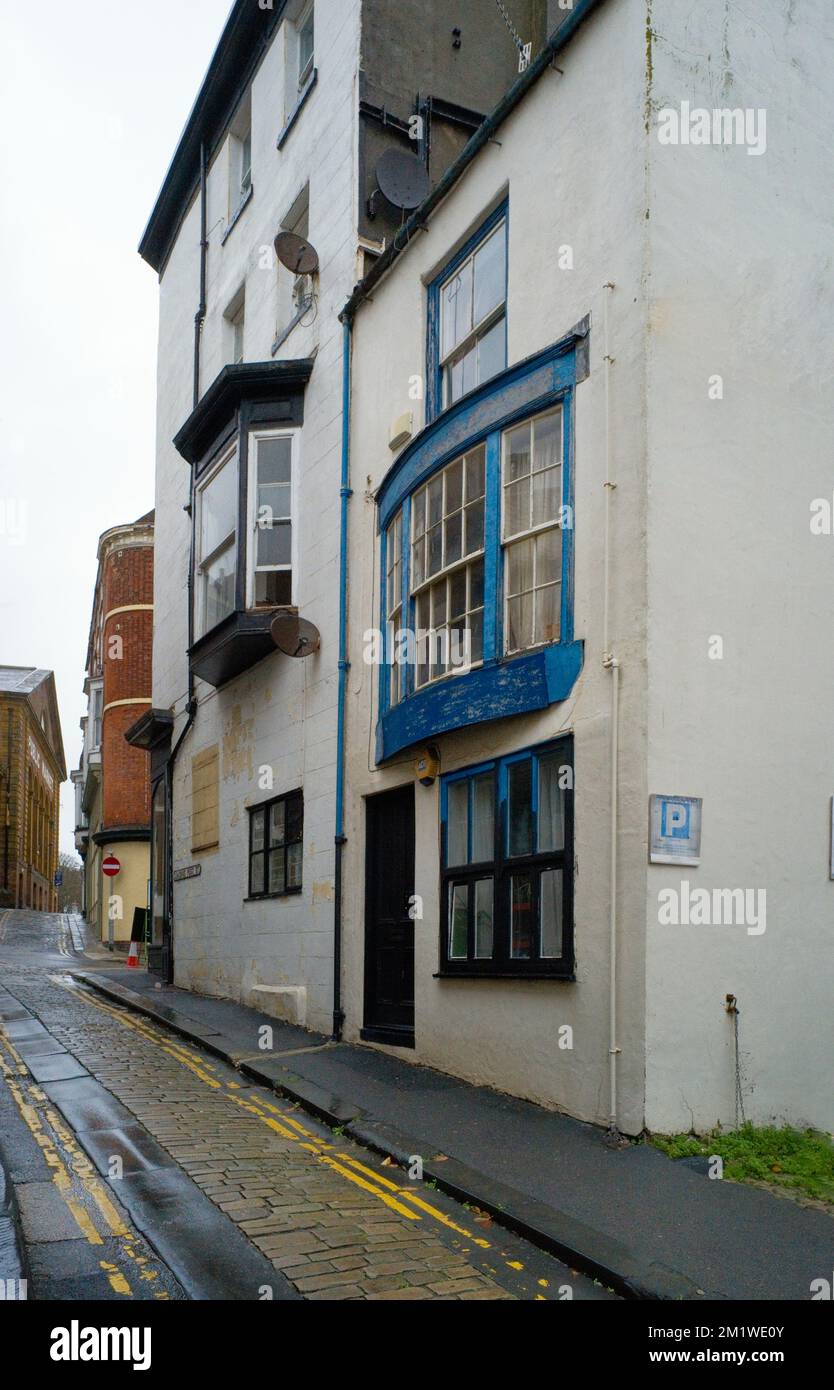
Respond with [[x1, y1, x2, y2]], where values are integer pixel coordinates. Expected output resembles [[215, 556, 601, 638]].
[[662, 802, 690, 839]]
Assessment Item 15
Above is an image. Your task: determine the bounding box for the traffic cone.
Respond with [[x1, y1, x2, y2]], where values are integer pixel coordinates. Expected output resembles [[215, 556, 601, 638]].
[[126, 940, 139, 968]]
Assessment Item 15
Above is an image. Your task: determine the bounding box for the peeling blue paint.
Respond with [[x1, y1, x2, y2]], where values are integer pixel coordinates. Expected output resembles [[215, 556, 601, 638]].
[[376, 329, 587, 762], [377, 640, 584, 761]]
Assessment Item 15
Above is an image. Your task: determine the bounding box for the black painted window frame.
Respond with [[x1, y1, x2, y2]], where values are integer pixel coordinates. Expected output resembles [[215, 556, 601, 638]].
[[439, 735, 574, 979], [247, 788, 304, 900]]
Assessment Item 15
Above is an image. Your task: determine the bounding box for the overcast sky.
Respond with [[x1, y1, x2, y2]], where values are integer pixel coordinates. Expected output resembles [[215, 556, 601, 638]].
[[0, 0, 233, 856]]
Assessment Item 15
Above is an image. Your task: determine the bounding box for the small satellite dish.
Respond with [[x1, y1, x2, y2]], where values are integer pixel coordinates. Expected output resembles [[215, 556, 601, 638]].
[[375, 148, 431, 211], [271, 612, 321, 658], [273, 231, 320, 276]]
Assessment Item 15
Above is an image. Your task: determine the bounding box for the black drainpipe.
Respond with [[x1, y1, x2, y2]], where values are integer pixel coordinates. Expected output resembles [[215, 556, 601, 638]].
[[162, 140, 207, 982], [3, 708, 11, 890], [192, 141, 208, 412]]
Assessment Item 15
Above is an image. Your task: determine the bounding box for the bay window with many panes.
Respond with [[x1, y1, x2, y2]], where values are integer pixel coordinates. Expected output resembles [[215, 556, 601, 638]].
[[377, 326, 584, 760], [382, 404, 570, 706], [441, 739, 573, 976]]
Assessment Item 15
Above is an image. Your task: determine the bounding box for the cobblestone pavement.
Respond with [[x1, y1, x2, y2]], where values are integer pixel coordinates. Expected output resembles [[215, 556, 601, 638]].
[[0, 913, 613, 1301]]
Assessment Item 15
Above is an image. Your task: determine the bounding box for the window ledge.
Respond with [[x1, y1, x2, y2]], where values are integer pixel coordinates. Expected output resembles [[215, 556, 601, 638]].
[[244, 887, 303, 903], [189, 608, 280, 689], [277, 68, 318, 150], [221, 184, 254, 246], [377, 640, 583, 761], [434, 971, 576, 982], [271, 300, 313, 356]]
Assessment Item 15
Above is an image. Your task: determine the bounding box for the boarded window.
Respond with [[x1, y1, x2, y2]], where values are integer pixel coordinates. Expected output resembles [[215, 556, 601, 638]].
[[191, 746, 220, 852]]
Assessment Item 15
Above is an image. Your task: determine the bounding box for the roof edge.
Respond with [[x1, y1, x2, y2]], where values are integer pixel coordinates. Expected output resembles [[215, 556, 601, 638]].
[[340, 0, 606, 325], [138, 0, 287, 275]]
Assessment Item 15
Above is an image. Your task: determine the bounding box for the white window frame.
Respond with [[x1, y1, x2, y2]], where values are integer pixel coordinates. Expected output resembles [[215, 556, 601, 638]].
[[90, 682, 103, 751], [501, 406, 564, 656], [276, 184, 311, 337], [246, 428, 299, 610], [195, 445, 239, 638], [386, 511, 403, 706], [409, 446, 487, 689], [439, 219, 507, 408], [240, 128, 252, 198], [232, 306, 245, 364], [228, 91, 253, 216], [296, 3, 315, 90]]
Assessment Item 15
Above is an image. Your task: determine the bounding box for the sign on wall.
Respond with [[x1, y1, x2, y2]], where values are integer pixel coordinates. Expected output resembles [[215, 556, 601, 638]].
[[649, 794, 702, 866], [173, 864, 201, 882]]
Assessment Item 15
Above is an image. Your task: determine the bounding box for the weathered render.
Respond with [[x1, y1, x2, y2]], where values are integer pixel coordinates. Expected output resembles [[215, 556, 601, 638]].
[[342, 0, 834, 1135], [145, 0, 543, 1029], [642, 0, 834, 1134]]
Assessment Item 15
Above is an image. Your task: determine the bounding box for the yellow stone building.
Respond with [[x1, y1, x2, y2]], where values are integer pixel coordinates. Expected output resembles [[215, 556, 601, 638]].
[[0, 667, 65, 911]]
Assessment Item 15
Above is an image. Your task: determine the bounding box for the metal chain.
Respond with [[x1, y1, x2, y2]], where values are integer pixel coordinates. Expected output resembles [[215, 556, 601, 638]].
[[494, 0, 526, 56]]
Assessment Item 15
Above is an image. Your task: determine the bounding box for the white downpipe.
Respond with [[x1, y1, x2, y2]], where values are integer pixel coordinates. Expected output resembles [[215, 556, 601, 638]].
[[602, 281, 621, 1133]]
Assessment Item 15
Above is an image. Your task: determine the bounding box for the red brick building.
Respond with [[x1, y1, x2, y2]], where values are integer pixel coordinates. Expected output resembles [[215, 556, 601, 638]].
[[73, 513, 154, 944]]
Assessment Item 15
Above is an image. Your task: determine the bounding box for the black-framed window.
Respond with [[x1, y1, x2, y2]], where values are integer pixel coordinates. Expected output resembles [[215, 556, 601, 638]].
[[440, 737, 574, 977], [248, 789, 303, 898]]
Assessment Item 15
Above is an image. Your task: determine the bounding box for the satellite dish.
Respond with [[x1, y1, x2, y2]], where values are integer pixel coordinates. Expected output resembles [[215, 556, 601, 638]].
[[271, 612, 321, 658], [273, 231, 320, 276], [375, 148, 430, 211]]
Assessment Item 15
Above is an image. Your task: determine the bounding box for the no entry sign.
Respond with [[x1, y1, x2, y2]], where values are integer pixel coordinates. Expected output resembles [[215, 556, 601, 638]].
[[102, 854, 121, 878]]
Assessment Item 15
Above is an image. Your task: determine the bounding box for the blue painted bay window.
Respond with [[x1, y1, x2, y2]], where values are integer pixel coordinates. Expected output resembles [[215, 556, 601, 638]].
[[377, 328, 587, 761]]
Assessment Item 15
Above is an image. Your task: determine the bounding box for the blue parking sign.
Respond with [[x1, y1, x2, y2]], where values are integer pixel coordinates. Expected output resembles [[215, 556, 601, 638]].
[[650, 795, 702, 865]]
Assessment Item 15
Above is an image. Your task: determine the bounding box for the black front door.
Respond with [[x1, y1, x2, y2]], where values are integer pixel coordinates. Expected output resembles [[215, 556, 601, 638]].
[[363, 785, 415, 1046]]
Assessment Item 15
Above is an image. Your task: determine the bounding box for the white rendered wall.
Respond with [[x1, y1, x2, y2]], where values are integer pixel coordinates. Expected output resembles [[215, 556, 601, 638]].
[[644, 0, 834, 1133], [345, 0, 651, 1131], [151, 0, 362, 1031]]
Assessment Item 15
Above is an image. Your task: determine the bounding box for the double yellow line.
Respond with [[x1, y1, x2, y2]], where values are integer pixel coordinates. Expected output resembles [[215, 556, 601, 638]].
[[64, 983, 509, 1260], [0, 1029, 171, 1298]]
